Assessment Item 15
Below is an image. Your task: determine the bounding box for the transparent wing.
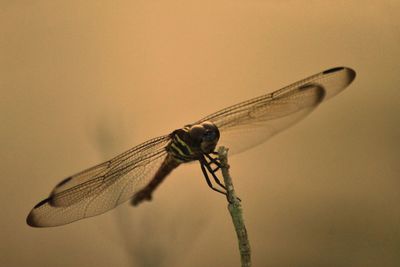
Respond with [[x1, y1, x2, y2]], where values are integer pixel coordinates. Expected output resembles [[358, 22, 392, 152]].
[[194, 67, 356, 154], [27, 135, 171, 227]]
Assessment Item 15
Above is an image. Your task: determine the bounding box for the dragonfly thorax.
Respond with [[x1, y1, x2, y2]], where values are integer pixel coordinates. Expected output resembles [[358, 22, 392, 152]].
[[167, 121, 220, 162]]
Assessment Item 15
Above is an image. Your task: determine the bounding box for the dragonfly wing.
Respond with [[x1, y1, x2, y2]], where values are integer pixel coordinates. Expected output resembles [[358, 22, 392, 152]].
[[195, 67, 356, 154], [215, 84, 324, 154], [27, 135, 170, 227]]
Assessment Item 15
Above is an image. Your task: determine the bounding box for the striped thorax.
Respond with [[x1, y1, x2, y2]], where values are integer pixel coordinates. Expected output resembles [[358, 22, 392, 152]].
[[167, 121, 220, 163]]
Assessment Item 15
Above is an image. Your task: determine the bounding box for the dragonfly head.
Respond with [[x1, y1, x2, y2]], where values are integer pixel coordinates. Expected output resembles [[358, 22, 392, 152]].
[[188, 121, 220, 154]]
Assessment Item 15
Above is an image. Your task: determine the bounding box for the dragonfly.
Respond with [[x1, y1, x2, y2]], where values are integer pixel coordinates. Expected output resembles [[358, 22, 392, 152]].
[[27, 66, 356, 227]]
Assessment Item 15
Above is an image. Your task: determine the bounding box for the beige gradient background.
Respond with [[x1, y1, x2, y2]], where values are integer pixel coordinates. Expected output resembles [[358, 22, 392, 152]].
[[1, 1, 399, 266]]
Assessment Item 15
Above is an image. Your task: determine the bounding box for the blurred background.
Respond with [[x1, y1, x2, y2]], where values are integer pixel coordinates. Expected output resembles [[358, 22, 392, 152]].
[[1, 1, 399, 266]]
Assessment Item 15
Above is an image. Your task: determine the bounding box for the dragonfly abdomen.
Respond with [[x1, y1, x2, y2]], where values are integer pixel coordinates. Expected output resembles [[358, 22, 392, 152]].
[[131, 154, 181, 206]]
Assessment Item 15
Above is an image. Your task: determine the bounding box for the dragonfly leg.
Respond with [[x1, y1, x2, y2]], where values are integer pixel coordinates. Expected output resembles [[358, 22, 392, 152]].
[[201, 156, 227, 190], [205, 153, 221, 172], [205, 153, 221, 166], [203, 155, 242, 203], [199, 160, 227, 196], [212, 165, 220, 172]]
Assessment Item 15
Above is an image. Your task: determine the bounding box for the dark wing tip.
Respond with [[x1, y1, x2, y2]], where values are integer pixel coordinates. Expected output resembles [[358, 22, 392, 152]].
[[26, 197, 51, 227], [26, 213, 38, 227], [33, 197, 51, 209], [323, 66, 345, 74], [344, 67, 357, 83], [55, 176, 72, 188], [323, 66, 356, 82]]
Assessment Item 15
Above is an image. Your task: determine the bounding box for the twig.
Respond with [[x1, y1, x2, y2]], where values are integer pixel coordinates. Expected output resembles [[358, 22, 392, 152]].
[[218, 146, 251, 267]]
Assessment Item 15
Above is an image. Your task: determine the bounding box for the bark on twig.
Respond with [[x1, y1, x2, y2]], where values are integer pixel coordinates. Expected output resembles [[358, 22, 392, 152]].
[[218, 146, 251, 267]]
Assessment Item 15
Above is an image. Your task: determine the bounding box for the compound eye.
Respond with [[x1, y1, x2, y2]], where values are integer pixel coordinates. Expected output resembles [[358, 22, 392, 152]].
[[200, 121, 220, 141], [189, 125, 205, 142], [203, 130, 217, 141]]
